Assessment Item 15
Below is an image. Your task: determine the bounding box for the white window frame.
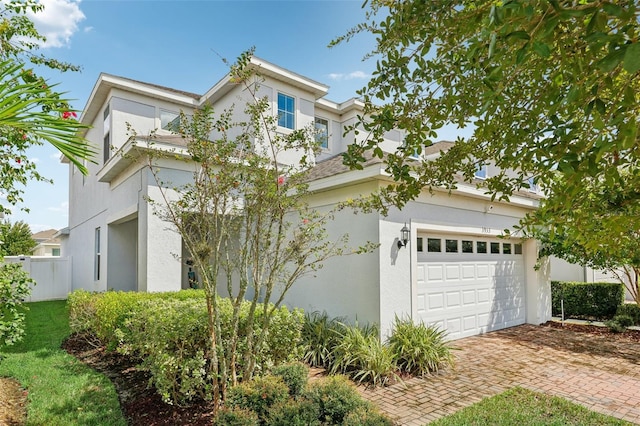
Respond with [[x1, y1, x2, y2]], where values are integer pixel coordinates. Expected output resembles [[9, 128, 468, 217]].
[[475, 164, 487, 180], [315, 117, 329, 150], [160, 109, 180, 132], [277, 92, 295, 130]]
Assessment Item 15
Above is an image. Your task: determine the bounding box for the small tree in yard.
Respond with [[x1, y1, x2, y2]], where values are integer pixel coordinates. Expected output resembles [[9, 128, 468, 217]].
[[142, 51, 374, 408], [529, 174, 640, 306], [0, 220, 36, 256]]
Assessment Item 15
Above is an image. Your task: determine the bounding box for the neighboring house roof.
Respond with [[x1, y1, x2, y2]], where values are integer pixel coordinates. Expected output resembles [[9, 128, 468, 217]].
[[32, 229, 60, 243]]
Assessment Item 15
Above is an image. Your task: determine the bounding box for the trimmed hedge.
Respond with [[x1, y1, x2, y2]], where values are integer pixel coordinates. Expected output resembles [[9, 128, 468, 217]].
[[67, 290, 305, 405], [616, 303, 640, 326], [551, 281, 624, 320]]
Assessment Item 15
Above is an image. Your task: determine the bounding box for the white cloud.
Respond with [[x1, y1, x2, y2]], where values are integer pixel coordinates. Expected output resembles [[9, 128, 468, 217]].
[[83, 26, 93, 33], [327, 71, 370, 81], [47, 201, 68, 214], [30, 157, 41, 164], [28, 0, 86, 48], [50, 152, 62, 161]]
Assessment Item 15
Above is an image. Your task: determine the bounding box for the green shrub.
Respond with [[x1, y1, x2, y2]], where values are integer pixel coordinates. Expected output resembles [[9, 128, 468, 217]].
[[271, 362, 309, 397], [329, 323, 397, 386], [342, 405, 394, 426], [551, 281, 624, 320], [123, 298, 211, 404], [226, 375, 290, 423], [304, 375, 368, 425], [301, 311, 344, 368], [616, 303, 640, 325], [266, 399, 321, 426], [613, 314, 634, 328], [213, 407, 259, 426], [67, 289, 97, 334], [388, 316, 455, 376]]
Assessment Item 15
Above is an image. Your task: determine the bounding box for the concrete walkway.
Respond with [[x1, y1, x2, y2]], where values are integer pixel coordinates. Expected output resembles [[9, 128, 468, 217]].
[[358, 324, 640, 425]]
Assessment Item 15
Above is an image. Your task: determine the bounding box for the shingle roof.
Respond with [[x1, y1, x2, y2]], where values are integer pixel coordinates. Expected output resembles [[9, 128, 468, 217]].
[[32, 229, 58, 242]]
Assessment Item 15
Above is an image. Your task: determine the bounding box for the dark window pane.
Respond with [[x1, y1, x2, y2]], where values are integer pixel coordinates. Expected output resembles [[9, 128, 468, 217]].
[[446, 239, 458, 253], [514, 243, 523, 255], [462, 240, 473, 253], [417, 237, 423, 252], [427, 238, 441, 252], [490, 242, 500, 254], [477, 241, 487, 253], [503, 243, 512, 254]]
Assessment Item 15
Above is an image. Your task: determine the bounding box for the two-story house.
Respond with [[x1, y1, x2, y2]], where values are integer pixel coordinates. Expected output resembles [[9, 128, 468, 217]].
[[64, 57, 550, 339]]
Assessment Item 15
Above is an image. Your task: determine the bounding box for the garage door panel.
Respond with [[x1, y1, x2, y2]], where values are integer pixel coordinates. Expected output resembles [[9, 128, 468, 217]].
[[462, 290, 475, 305], [446, 291, 461, 308], [415, 234, 526, 340], [427, 265, 443, 281], [428, 293, 444, 310], [445, 265, 460, 280]]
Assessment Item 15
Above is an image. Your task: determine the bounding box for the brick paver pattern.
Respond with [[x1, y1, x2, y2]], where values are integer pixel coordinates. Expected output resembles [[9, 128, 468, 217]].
[[357, 324, 640, 426]]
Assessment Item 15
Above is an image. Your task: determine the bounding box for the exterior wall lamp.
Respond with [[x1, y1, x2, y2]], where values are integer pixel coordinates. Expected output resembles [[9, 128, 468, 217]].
[[397, 223, 410, 249]]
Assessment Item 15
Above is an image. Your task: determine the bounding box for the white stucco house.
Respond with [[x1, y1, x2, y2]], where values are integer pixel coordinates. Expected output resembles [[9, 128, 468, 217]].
[[63, 56, 551, 339]]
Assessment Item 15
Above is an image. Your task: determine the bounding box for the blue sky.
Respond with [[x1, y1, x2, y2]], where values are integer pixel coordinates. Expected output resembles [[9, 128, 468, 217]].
[[10, 0, 380, 233]]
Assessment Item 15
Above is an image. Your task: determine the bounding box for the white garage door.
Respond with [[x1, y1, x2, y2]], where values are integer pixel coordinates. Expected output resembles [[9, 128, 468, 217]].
[[415, 233, 526, 340]]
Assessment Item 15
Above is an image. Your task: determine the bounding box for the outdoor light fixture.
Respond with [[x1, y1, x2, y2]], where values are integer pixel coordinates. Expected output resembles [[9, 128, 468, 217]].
[[397, 223, 410, 249]]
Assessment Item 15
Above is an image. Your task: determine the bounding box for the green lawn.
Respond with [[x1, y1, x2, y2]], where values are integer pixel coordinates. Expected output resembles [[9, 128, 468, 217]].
[[431, 387, 631, 426], [0, 300, 126, 426]]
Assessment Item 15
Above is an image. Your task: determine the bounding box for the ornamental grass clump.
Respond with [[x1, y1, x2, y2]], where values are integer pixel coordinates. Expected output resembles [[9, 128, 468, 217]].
[[301, 311, 345, 368], [388, 316, 455, 376]]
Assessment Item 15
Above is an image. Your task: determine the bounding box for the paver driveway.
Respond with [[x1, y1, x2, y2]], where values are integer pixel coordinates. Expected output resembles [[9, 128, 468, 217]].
[[358, 324, 640, 426]]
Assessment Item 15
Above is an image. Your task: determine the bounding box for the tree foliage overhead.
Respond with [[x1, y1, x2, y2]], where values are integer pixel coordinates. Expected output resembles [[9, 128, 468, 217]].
[[0, 0, 93, 215], [336, 0, 639, 212], [0, 219, 36, 256]]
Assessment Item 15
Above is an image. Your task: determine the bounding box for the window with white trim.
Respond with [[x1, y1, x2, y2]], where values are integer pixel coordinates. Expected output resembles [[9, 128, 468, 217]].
[[475, 164, 487, 179], [103, 103, 111, 164], [315, 117, 329, 149], [277, 93, 295, 129], [161, 109, 181, 131]]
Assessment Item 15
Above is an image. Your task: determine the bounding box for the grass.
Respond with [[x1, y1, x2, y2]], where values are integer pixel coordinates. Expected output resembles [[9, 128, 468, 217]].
[[0, 300, 126, 426], [431, 387, 631, 426]]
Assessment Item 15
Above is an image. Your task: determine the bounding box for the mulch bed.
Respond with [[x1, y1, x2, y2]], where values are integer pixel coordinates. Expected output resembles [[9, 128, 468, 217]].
[[61, 333, 215, 426], [543, 320, 640, 342]]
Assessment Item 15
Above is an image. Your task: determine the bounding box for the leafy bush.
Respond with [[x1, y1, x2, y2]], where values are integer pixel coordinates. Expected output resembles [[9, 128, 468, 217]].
[[213, 407, 259, 426], [271, 362, 309, 397], [67, 290, 305, 405], [301, 311, 344, 368], [551, 281, 624, 320], [342, 405, 394, 426], [226, 375, 289, 423], [0, 262, 34, 346], [613, 314, 634, 328], [266, 399, 321, 426], [124, 298, 211, 404], [616, 303, 640, 325], [304, 375, 368, 425], [388, 316, 455, 376]]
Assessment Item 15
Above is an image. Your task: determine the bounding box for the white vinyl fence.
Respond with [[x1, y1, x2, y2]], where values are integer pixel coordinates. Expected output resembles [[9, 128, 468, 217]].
[[3, 256, 72, 302]]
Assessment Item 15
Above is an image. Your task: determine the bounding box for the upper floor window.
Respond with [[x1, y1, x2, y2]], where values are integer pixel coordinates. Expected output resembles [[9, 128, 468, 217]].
[[277, 93, 295, 129], [315, 117, 329, 149], [527, 176, 538, 193], [161, 110, 180, 131], [475, 164, 487, 180], [103, 103, 111, 164]]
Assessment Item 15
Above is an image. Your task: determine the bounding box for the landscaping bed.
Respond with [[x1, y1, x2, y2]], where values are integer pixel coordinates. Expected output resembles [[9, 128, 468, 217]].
[[544, 321, 640, 343]]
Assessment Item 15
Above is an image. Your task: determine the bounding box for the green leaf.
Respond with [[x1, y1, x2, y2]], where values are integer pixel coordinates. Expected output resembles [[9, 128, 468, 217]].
[[597, 47, 626, 72], [623, 43, 640, 74], [488, 33, 497, 58], [532, 41, 551, 58]]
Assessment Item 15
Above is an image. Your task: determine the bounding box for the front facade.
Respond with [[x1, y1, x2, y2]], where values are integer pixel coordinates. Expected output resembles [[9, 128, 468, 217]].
[[66, 57, 550, 339]]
